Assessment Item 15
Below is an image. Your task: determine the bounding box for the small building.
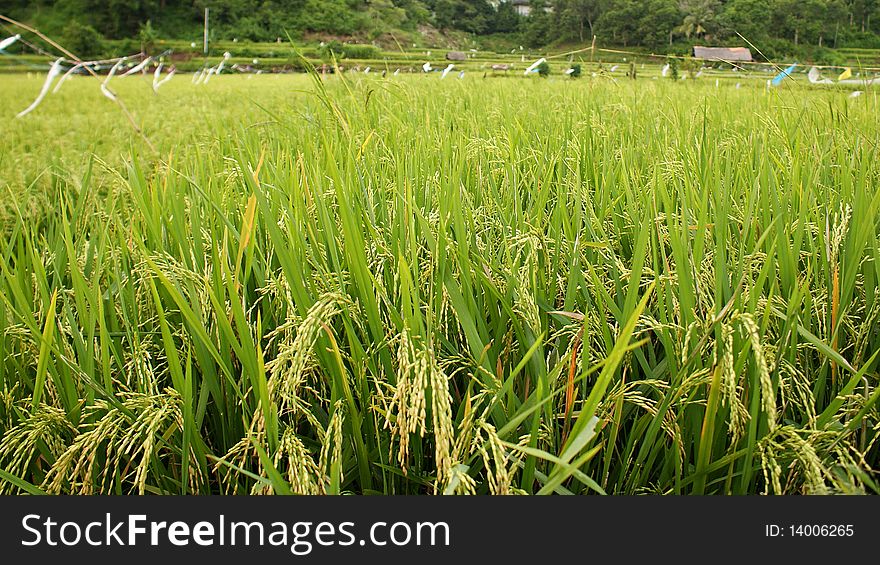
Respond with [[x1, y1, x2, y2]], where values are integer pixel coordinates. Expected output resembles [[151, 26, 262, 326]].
[[510, 0, 532, 16], [446, 51, 467, 61], [692, 46, 753, 62], [488, 0, 552, 17]]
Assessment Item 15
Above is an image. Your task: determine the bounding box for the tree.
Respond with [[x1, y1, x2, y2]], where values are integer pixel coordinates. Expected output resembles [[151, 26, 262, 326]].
[[675, 0, 721, 40], [494, 0, 522, 33], [428, 0, 457, 29], [840, 0, 879, 32], [522, 0, 555, 46], [770, 0, 844, 45], [596, 0, 645, 47], [7, 0, 880, 53], [720, 0, 772, 43], [457, 0, 495, 34], [61, 20, 106, 58], [84, 0, 161, 39], [640, 0, 682, 47], [366, 0, 408, 32], [554, 0, 601, 42], [425, 0, 494, 33], [389, 0, 431, 29], [138, 19, 158, 54]]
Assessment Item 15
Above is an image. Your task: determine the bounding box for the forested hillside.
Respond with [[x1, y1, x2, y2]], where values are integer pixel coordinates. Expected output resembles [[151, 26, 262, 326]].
[[2, 1, 880, 55]]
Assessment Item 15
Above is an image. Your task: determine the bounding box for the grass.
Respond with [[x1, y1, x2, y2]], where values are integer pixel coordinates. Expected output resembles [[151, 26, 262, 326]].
[[0, 71, 878, 495]]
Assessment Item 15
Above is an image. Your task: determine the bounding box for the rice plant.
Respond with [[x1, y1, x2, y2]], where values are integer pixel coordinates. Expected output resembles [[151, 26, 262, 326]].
[[0, 73, 878, 495]]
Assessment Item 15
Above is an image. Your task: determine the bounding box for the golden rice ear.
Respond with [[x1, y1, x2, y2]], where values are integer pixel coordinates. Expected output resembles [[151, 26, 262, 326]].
[[387, 328, 456, 491], [272, 427, 325, 495], [0, 404, 74, 494], [474, 420, 515, 495], [265, 292, 347, 416], [758, 426, 846, 494], [738, 313, 776, 432], [318, 401, 345, 491], [41, 390, 202, 495], [442, 463, 476, 495]]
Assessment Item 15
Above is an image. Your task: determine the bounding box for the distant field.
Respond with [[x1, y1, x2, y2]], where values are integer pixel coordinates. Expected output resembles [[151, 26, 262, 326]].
[[0, 73, 878, 495], [4, 37, 880, 75]]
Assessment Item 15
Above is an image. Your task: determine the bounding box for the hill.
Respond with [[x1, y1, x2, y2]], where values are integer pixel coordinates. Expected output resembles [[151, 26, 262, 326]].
[[2, 0, 880, 62]]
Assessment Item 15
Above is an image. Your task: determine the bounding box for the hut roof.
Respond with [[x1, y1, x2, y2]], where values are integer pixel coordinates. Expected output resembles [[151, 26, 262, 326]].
[[692, 46, 753, 62]]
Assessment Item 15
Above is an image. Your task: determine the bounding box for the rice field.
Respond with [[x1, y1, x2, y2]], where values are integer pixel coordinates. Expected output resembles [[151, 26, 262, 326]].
[[0, 71, 878, 495]]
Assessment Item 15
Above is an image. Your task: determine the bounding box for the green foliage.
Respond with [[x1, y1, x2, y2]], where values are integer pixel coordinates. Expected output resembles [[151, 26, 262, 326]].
[[719, 0, 773, 43], [554, 0, 601, 42], [428, 0, 497, 34], [494, 1, 522, 34], [680, 55, 699, 78], [594, 0, 669, 48], [138, 20, 158, 55], [771, 0, 849, 46], [569, 62, 582, 77], [7, 0, 880, 57], [675, 0, 721, 40], [535, 59, 550, 76], [522, 1, 556, 47], [666, 55, 679, 79], [61, 20, 106, 59], [318, 40, 380, 61]]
